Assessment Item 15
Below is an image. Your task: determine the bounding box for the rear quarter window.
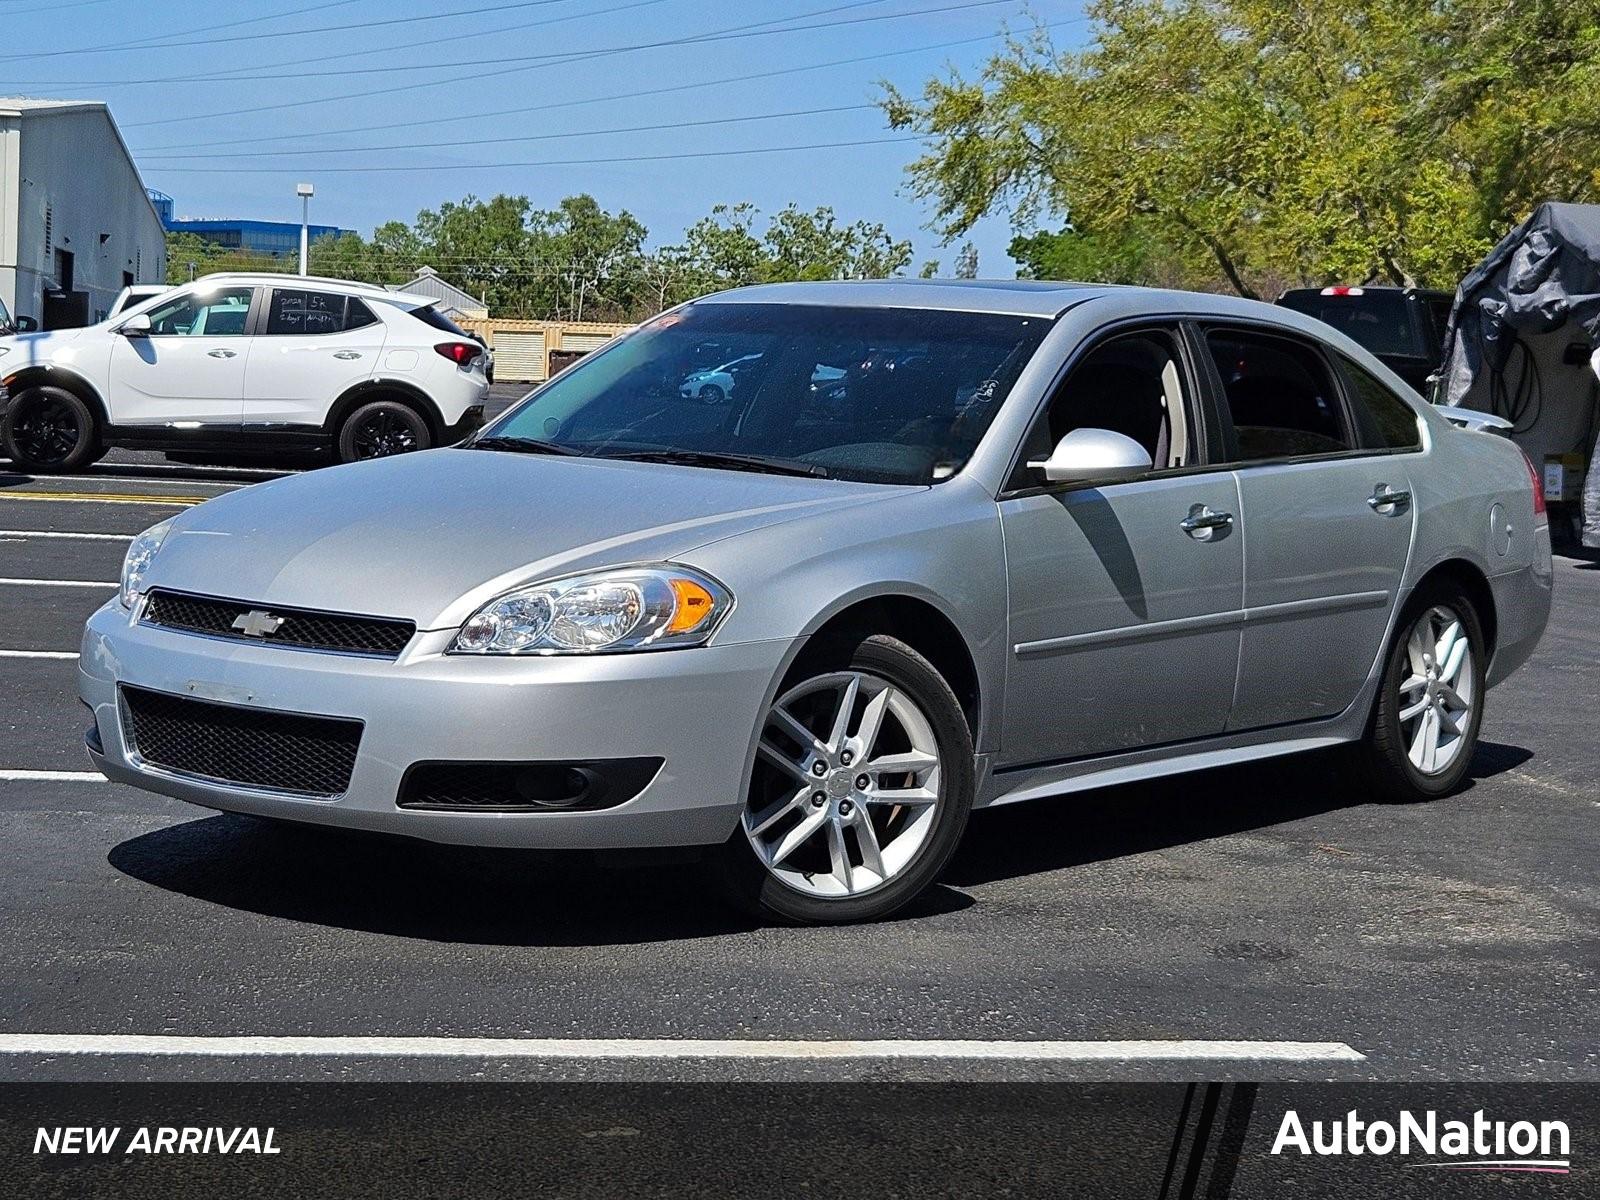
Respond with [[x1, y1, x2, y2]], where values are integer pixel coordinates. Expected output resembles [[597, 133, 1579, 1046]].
[[407, 305, 469, 336], [1338, 355, 1424, 451]]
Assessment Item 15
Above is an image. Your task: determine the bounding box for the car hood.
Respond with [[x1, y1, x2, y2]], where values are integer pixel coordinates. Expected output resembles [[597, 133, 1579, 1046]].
[[0, 327, 85, 364], [146, 448, 906, 629]]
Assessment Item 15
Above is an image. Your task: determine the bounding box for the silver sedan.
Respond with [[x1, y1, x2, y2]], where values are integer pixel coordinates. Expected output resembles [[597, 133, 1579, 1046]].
[[80, 281, 1553, 923]]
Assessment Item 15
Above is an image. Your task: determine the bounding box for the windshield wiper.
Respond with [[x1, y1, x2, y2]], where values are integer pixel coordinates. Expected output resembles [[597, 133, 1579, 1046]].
[[599, 447, 830, 479], [469, 435, 585, 457]]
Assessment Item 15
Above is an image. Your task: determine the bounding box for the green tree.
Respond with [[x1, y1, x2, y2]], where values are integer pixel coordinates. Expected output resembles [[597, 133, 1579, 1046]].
[[884, 1, 1600, 296]]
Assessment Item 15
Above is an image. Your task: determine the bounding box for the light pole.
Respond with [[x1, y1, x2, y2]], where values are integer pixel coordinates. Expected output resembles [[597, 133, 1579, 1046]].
[[296, 182, 314, 276]]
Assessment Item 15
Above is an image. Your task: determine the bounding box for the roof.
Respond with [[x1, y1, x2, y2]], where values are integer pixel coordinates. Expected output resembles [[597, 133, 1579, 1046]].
[[699, 278, 1107, 317], [193, 272, 432, 306], [0, 96, 107, 116], [167, 218, 349, 236]]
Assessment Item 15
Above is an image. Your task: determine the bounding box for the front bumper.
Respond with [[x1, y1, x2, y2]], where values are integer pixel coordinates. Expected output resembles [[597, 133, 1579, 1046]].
[[79, 599, 790, 849]]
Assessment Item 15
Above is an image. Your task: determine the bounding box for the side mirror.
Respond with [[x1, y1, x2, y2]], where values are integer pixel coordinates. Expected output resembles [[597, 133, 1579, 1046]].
[[14, 316, 38, 333], [118, 313, 151, 337], [1027, 427, 1153, 484]]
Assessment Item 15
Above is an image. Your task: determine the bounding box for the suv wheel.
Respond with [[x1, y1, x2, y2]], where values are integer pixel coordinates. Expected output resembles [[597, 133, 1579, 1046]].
[[1, 386, 101, 473], [1351, 583, 1486, 801], [338, 400, 431, 463], [716, 634, 974, 924]]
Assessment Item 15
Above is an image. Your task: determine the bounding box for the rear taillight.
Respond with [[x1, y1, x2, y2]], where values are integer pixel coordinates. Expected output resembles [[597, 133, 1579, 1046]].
[[1321, 286, 1365, 296], [1522, 450, 1547, 519], [435, 341, 482, 366]]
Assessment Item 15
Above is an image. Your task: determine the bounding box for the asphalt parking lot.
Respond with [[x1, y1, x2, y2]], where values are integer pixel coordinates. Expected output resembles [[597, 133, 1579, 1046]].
[[2, 392, 1597, 1085]]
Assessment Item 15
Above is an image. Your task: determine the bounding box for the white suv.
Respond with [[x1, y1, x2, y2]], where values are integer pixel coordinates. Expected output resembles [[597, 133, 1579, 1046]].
[[0, 273, 490, 472]]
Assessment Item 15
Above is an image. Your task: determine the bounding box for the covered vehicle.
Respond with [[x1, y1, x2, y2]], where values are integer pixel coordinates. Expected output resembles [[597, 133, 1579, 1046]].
[[1439, 201, 1600, 547]]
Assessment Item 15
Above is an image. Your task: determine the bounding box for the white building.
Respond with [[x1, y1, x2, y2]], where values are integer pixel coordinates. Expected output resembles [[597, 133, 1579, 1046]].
[[0, 98, 166, 328]]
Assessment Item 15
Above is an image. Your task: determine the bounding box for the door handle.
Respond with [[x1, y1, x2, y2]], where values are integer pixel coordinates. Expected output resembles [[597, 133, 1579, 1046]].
[[1367, 483, 1411, 513], [1180, 504, 1234, 540], [206, 349, 237, 359], [332, 350, 363, 360]]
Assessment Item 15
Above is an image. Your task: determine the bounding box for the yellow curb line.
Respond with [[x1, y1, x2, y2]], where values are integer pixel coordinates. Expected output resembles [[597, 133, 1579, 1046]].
[[0, 490, 206, 507]]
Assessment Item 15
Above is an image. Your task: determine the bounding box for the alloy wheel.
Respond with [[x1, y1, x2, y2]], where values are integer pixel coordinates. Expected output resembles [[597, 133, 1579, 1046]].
[[13, 394, 82, 466], [743, 670, 943, 898], [351, 410, 419, 459], [1397, 604, 1476, 776]]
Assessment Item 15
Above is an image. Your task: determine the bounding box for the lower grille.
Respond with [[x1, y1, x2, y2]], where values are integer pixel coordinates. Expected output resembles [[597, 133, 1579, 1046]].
[[142, 590, 415, 658], [398, 759, 661, 812], [121, 685, 362, 797]]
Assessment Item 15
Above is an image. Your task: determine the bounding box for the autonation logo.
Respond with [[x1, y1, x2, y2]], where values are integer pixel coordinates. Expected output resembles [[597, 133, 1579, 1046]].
[[1272, 1108, 1571, 1175]]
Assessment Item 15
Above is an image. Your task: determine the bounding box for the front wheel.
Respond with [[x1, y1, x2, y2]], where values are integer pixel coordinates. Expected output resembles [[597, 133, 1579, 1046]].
[[1350, 585, 1486, 801], [337, 400, 431, 463], [1, 386, 101, 473], [715, 634, 974, 924]]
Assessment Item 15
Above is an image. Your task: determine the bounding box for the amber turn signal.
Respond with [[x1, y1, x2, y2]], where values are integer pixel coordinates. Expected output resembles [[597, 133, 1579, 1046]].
[[666, 577, 717, 634]]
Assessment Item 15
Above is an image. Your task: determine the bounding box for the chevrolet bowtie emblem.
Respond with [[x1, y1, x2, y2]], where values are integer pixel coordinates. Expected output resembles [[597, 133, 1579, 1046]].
[[231, 610, 286, 638]]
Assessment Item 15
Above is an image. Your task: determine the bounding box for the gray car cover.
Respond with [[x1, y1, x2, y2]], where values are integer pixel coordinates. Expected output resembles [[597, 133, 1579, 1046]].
[[1440, 201, 1600, 546]]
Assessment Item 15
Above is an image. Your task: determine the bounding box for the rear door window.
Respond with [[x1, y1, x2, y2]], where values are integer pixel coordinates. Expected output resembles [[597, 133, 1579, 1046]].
[[266, 289, 359, 335], [1204, 328, 1351, 461]]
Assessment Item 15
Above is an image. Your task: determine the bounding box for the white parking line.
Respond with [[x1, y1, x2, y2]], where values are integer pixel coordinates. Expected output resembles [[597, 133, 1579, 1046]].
[[0, 770, 105, 783], [0, 530, 132, 541], [0, 1035, 1364, 1062], [0, 650, 78, 660], [0, 577, 117, 588]]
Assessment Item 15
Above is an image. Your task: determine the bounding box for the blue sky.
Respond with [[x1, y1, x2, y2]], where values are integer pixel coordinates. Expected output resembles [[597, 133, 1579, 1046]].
[[3, 0, 1084, 276]]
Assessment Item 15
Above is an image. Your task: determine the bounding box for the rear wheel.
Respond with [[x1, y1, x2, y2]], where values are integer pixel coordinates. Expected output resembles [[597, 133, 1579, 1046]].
[[337, 400, 431, 463], [1351, 583, 1486, 801], [1, 385, 100, 473], [715, 634, 974, 924]]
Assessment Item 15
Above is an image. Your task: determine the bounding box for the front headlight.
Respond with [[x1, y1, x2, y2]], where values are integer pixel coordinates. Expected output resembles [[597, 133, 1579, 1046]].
[[450, 565, 732, 655], [120, 518, 174, 608]]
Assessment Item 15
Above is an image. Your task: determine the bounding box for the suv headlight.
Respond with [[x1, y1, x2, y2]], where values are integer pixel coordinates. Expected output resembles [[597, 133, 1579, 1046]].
[[120, 518, 174, 608], [450, 566, 732, 655]]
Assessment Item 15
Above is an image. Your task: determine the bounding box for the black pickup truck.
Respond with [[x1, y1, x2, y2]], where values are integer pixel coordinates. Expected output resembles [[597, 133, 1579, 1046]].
[[1277, 285, 1452, 395]]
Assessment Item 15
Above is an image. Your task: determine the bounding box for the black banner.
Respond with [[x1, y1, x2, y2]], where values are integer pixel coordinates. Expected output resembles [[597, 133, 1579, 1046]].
[[1, 1083, 1592, 1198]]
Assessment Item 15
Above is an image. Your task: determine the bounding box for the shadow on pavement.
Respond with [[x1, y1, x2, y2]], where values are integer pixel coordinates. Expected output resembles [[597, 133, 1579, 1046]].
[[107, 814, 972, 946], [107, 742, 1529, 945], [945, 741, 1533, 889]]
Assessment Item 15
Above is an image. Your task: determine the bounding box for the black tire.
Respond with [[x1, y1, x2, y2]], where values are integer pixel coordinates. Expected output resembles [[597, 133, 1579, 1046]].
[[714, 633, 975, 925], [699, 383, 726, 405], [336, 400, 431, 463], [1, 385, 100, 473], [1350, 580, 1487, 802]]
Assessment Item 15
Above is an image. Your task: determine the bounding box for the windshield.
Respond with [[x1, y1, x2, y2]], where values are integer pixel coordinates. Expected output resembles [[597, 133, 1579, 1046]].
[[480, 303, 1049, 484], [0, 296, 11, 330]]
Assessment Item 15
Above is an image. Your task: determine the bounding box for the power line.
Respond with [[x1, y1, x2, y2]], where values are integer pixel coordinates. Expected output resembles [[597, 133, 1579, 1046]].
[[123, 0, 1000, 128], [138, 103, 877, 161], [110, 0, 370, 55], [133, 19, 1075, 154], [144, 0, 670, 85], [148, 134, 921, 174], [0, 0, 124, 15], [0, 0, 576, 62], [28, 0, 893, 87], [78, 0, 996, 87]]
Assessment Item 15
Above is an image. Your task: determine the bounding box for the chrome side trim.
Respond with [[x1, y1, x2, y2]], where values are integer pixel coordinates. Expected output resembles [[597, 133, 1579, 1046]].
[[1012, 590, 1391, 658]]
